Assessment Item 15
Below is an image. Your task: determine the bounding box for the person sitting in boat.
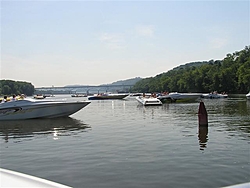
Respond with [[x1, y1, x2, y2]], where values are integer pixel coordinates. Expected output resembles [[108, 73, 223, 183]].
[[20, 94, 26, 99], [12, 94, 17, 101], [1, 96, 8, 103], [151, 93, 156, 98]]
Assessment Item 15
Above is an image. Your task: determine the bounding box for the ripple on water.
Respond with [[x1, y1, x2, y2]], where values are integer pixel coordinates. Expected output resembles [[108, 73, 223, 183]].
[[0, 96, 249, 188]]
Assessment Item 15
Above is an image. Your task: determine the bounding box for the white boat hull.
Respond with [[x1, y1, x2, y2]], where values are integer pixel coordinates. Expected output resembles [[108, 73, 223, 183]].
[[0, 168, 71, 188], [136, 96, 162, 106], [246, 92, 250, 100], [201, 93, 228, 99], [157, 92, 201, 102], [0, 99, 90, 120]]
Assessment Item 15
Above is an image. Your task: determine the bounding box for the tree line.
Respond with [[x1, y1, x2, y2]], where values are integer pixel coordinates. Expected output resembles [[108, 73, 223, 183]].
[[131, 46, 250, 94], [0, 80, 35, 96]]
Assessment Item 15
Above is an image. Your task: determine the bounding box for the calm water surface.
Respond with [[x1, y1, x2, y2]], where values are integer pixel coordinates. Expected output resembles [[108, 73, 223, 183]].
[[0, 95, 249, 188]]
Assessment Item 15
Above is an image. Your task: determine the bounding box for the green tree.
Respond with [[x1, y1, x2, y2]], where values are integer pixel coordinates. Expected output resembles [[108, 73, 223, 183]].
[[131, 46, 250, 94], [0, 80, 35, 96]]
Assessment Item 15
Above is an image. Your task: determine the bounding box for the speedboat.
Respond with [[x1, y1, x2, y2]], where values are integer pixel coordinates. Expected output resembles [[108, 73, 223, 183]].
[[136, 96, 162, 106], [0, 168, 71, 188], [0, 99, 90, 120], [201, 92, 228, 99], [33, 94, 46, 99], [157, 92, 201, 102], [71, 94, 87, 97], [88, 93, 129, 100], [246, 92, 250, 100]]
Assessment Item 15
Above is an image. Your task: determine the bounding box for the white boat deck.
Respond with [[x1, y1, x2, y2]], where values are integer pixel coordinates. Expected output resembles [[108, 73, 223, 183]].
[[0, 168, 72, 188], [136, 96, 162, 106]]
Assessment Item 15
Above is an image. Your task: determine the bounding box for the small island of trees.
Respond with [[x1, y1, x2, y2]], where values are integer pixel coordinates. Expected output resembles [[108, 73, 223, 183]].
[[0, 80, 35, 96]]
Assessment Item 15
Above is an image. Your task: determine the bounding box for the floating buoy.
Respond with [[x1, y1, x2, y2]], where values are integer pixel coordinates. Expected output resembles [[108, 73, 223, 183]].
[[198, 101, 208, 126]]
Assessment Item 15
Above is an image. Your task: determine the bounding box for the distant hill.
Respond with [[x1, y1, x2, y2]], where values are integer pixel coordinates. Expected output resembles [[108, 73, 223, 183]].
[[65, 77, 142, 87], [103, 77, 142, 86], [132, 46, 250, 93]]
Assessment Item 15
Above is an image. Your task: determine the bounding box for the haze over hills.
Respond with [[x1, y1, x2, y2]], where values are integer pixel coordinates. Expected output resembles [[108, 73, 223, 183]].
[[101, 77, 142, 86], [65, 60, 212, 88], [2, 46, 249, 95], [65, 77, 142, 87]]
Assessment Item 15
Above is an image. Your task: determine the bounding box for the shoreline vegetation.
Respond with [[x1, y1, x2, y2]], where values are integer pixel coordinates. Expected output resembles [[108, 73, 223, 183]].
[[131, 46, 250, 94], [1, 46, 249, 96]]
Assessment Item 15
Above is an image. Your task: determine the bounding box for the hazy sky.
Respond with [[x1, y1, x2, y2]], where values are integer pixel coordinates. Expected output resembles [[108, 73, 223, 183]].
[[1, 0, 249, 87]]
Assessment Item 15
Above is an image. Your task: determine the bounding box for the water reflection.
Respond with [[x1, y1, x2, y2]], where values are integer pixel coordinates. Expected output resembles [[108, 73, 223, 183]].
[[206, 97, 250, 116], [0, 117, 90, 142], [137, 104, 163, 119], [246, 99, 250, 109], [198, 126, 208, 150]]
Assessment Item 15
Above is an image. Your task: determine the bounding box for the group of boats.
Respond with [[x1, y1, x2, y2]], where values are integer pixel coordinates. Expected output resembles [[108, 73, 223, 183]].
[[0, 92, 129, 121], [135, 91, 229, 106], [0, 91, 249, 121]]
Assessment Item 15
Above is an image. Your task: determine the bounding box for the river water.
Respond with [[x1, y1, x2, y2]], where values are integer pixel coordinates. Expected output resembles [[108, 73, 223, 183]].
[[0, 95, 249, 188]]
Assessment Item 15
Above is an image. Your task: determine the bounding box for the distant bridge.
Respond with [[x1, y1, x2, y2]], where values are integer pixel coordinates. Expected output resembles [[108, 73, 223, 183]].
[[35, 85, 134, 90], [35, 85, 134, 94]]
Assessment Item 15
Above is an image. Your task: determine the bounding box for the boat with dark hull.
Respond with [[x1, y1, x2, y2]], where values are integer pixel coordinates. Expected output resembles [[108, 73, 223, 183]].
[[88, 93, 129, 100]]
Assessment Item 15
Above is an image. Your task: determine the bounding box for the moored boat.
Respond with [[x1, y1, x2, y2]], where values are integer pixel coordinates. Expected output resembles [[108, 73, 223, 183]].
[[33, 94, 46, 99], [71, 94, 87, 97], [0, 99, 90, 120], [157, 92, 201, 102], [88, 93, 129, 100], [136, 96, 162, 106], [201, 92, 228, 99]]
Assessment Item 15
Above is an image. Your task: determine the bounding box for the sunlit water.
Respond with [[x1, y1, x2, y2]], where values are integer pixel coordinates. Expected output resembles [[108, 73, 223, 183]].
[[0, 95, 249, 188]]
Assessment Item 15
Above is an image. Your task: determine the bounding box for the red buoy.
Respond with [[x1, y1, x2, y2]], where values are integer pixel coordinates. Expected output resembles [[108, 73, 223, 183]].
[[198, 101, 208, 126]]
